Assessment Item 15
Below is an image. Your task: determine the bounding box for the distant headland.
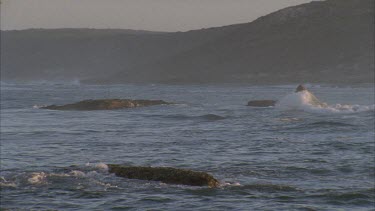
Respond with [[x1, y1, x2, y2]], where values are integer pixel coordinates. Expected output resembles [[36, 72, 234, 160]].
[[1, 0, 373, 85]]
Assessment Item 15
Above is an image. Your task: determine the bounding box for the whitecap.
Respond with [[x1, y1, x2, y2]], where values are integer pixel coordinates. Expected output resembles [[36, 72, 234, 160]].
[[27, 172, 47, 185]]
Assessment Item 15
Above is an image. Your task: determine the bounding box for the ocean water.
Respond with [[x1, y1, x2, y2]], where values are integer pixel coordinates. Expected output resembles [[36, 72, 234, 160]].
[[1, 81, 374, 210]]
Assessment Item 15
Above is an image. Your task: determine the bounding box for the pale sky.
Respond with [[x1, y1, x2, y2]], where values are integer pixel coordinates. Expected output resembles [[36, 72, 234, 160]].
[[1, 0, 314, 32]]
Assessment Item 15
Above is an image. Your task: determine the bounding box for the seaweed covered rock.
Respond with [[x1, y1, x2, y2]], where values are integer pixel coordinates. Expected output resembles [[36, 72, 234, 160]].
[[41, 99, 171, 110], [107, 164, 220, 188], [247, 100, 277, 107]]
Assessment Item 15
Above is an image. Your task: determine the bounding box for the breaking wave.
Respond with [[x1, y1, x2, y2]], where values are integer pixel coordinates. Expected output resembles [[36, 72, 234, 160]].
[[276, 90, 374, 113], [0, 163, 112, 189]]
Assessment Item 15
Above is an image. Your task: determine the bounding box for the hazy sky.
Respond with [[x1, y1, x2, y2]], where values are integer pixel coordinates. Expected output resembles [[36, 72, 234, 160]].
[[1, 0, 314, 32]]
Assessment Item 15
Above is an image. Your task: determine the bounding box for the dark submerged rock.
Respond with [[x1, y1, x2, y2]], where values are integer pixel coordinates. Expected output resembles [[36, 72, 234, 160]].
[[107, 164, 220, 188], [41, 99, 171, 110], [247, 100, 277, 107]]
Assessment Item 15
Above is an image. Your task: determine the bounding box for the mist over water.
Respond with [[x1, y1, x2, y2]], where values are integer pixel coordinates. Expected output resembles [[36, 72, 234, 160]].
[[1, 82, 374, 210]]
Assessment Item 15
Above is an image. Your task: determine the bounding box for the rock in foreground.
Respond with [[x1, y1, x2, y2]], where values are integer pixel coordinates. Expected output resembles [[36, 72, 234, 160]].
[[41, 99, 171, 110], [107, 164, 220, 188], [247, 100, 277, 107]]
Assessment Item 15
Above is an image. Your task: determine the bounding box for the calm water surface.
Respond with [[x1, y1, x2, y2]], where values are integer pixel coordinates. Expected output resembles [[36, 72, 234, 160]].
[[1, 82, 374, 210]]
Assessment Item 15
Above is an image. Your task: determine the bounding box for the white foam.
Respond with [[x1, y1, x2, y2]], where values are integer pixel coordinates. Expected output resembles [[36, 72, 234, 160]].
[[85, 162, 108, 173], [95, 163, 109, 171], [0, 176, 17, 188], [49, 173, 70, 177], [69, 170, 86, 177], [33, 105, 43, 109], [93, 180, 118, 188], [28, 172, 47, 185], [276, 90, 374, 114], [220, 181, 242, 187], [0, 182, 17, 188], [86, 171, 100, 177]]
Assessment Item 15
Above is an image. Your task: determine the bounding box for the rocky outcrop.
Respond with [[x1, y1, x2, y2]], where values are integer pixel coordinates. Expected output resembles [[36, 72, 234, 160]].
[[41, 99, 171, 110], [107, 164, 220, 188], [247, 100, 277, 107]]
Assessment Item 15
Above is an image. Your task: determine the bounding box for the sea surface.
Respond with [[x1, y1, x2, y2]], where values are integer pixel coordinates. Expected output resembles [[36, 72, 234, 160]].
[[1, 81, 374, 210]]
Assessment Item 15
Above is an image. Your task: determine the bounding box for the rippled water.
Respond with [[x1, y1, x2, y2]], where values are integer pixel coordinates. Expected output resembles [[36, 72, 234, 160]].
[[1, 82, 374, 210]]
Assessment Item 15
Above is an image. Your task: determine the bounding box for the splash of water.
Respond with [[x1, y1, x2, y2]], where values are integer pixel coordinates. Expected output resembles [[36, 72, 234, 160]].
[[276, 90, 374, 113]]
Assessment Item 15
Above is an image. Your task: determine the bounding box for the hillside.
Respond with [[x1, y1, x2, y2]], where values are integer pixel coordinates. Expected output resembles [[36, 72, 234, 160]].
[[1, 0, 374, 84]]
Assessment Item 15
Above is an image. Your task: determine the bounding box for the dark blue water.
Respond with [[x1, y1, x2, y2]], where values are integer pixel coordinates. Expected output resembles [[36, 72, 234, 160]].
[[1, 82, 374, 210]]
